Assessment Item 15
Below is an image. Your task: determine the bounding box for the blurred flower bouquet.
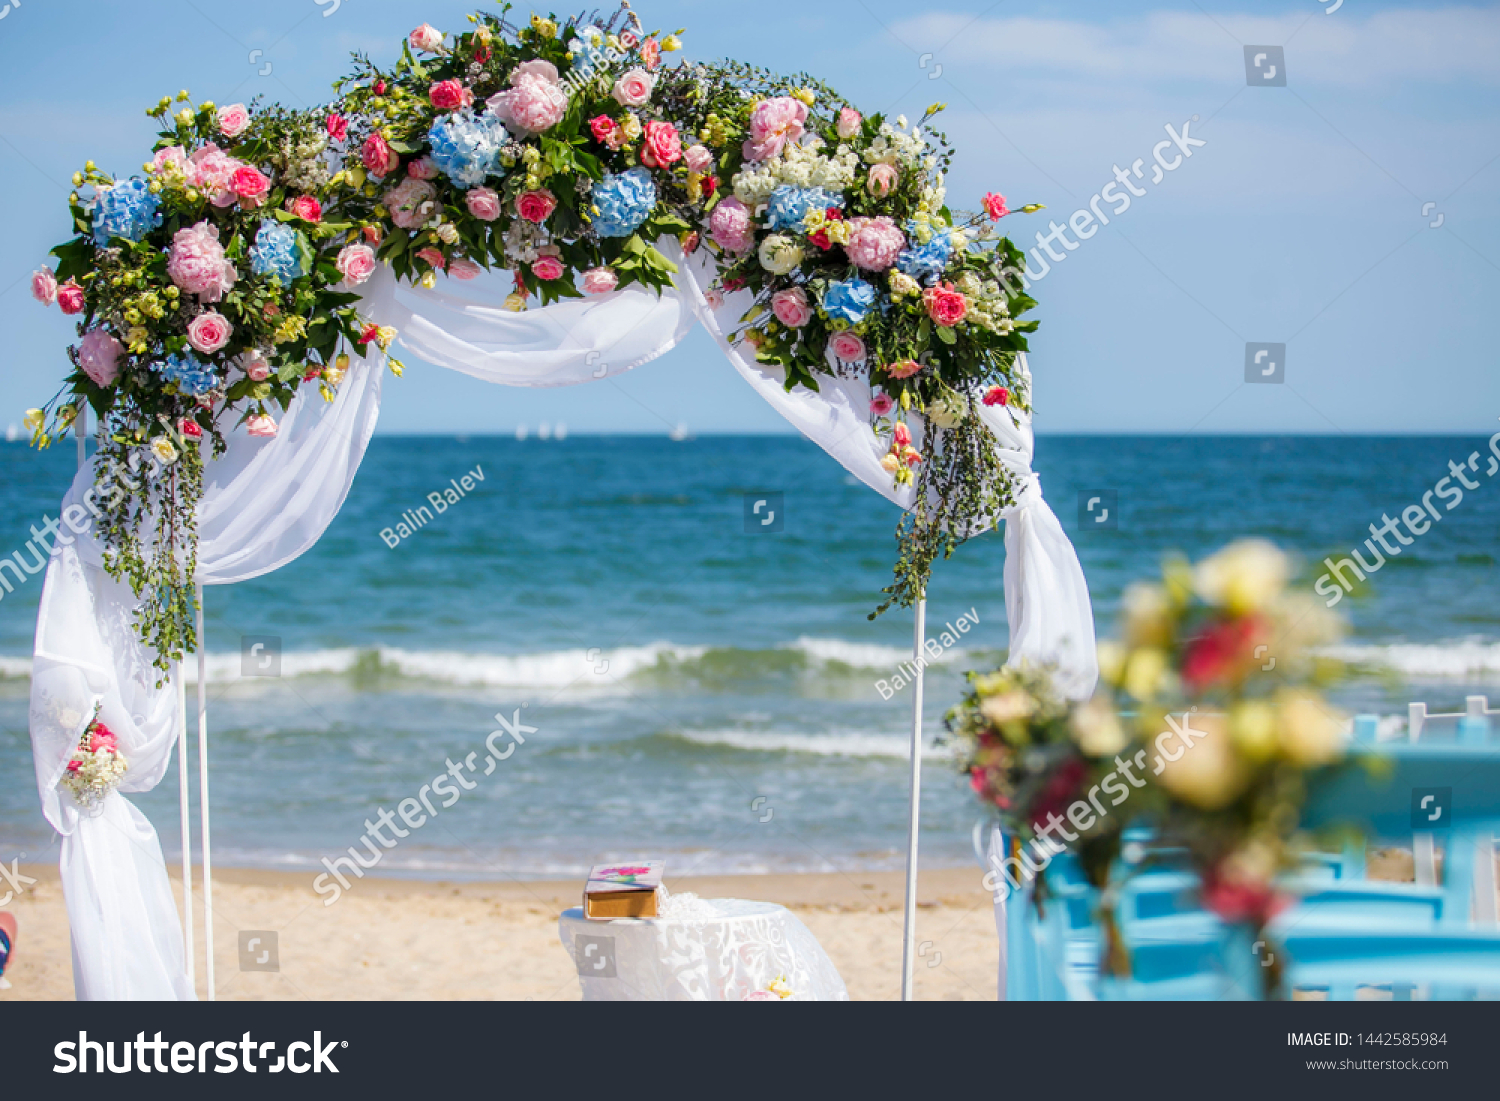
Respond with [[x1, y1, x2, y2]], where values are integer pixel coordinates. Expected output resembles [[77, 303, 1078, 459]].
[[946, 662, 1135, 975], [1097, 539, 1348, 996], [59, 712, 128, 812]]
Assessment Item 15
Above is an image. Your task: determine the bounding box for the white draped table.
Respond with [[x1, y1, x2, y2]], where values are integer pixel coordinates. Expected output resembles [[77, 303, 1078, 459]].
[[558, 898, 849, 1001]]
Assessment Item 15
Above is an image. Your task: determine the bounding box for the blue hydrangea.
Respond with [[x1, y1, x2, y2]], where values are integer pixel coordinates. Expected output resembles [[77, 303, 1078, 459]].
[[896, 230, 954, 285], [249, 221, 310, 284], [591, 168, 657, 238], [764, 186, 846, 232], [567, 25, 607, 76], [822, 278, 876, 325], [91, 178, 162, 246], [428, 111, 507, 189], [157, 352, 220, 396]]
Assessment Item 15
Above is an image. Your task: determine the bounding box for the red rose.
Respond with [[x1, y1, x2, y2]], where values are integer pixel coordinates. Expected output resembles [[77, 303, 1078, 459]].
[[373, 79, 387, 96], [358, 324, 380, 345], [825, 207, 844, 221], [808, 230, 832, 251], [982, 386, 1009, 407], [428, 80, 473, 110], [922, 281, 968, 327], [640, 120, 682, 168], [1181, 616, 1264, 692], [179, 417, 203, 439], [516, 188, 558, 224], [362, 132, 399, 178], [589, 114, 617, 144], [288, 195, 322, 223], [474, 45, 492, 63], [326, 113, 348, 142], [701, 175, 717, 197]]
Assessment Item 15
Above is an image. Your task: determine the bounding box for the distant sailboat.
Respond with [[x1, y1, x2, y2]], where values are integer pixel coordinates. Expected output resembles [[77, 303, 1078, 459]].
[[515, 424, 529, 441], [555, 422, 568, 441], [669, 423, 689, 441], [4, 424, 17, 443]]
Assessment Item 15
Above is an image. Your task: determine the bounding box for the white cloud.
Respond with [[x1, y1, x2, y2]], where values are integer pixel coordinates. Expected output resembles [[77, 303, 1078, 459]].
[[890, 7, 1500, 88]]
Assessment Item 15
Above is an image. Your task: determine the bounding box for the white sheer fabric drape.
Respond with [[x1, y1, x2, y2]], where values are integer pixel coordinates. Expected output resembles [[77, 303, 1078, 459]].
[[28, 333, 384, 1000]]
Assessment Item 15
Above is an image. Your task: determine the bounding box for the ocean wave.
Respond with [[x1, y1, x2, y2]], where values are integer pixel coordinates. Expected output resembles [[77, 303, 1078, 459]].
[[1324, 640, 1500, 678], [664, 727, 951, 760], [0, 656, 32, 679]]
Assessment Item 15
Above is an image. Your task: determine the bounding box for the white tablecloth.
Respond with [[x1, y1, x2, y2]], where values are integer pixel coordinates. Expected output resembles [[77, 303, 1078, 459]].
[[558, 898, 849, 1001]]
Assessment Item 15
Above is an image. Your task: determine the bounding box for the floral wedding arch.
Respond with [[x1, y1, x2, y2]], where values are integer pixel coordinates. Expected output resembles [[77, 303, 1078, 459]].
[[25, 5, 1096, 1000]]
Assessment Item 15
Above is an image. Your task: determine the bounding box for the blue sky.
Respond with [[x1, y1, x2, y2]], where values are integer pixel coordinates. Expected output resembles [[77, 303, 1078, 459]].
[[0, 0, 1496, 435]]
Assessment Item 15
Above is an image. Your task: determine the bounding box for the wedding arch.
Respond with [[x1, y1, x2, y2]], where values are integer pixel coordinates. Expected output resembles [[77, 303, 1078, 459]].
[[25, 5, 1096, 1001]]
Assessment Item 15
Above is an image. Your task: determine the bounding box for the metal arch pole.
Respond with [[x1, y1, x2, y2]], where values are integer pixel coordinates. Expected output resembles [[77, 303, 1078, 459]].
[[900, 597, 927, 1001], [176, 662, 195, 993], [196, 582, 215, 999]]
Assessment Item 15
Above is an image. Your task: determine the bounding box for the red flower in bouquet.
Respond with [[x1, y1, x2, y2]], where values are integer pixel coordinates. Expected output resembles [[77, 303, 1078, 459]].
[[982, 192, 1011, 220], [1181, 615, 1265, 693], [362, 132, 399, 178], [429, 80, 474, 110], [326, 113, 348, 143], [1027, 756, 1088, 834], [922, 282, 967, 327], [983, 386, 1009, 407], [1201, 865, 1288, 927], [288, 195, 323, 223], [88, 722, 118, 753], [640, 121, 682, 168], [178, 417, 203, 439]]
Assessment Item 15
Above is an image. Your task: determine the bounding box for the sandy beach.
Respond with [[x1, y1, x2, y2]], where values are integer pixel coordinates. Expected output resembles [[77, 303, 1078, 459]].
[[0, 863, 1001, 1001]]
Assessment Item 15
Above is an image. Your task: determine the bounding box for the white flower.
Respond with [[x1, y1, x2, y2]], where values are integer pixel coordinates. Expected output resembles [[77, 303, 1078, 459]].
[[1193, 539, 1289, 615], [151, 437, 179, 466], [758, 234, 803, 276], [436, 223, 459, 244]]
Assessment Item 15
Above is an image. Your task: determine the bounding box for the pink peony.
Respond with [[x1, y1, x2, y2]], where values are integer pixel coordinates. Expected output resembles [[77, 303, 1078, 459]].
[[89, 727, 118, 753], [240, 350, 271, 381], [743, 96, 807, 162], [231, 165, 271, 207], [837, 107, 862, 139], [415, 247, 446, 270], [189, 144, 241, 204], [217, 103, 250, 139], [870, 393, 894, 416], [186, 311, 232, 355], [516, 188, 558, 223], [684, 143, 714, 175], [829, 332, 866, 362], [429, 80, 473, 110], [923, 282, 968, 327], [77, 328, 124, 387], [642, 38, 661, 70], [708, 197, 754, 254], [246, 413, 279, 438], [488, 62, 567, 134], [168, 221, 237, 302], [336, 243, 377, 287], [465, 186, 502, 221], [867, 163, 898, 199], [982, 192, 1010, 220], [771, 288, 813, 328], [409, 23, 444, 52], [326, 113, 349, 142], [57, 281, 85, 315], [31, 267, 57, 305], [531, 256, 565, 282], [612, 68, 656, 108], [385, 178, 437, 230], [582, 267, 618, 295], [362, 132, 399, 178], [448, 259, 482, 281], [845, 216, 906, 271], [407, 156, 440, 180], [151, 145, 190, 176], [640, 121, 682, 168], [288, 195, 322, 222]]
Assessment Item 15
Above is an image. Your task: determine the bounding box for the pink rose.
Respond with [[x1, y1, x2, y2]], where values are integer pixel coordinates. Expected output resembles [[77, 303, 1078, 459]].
[[429, 80, 473, 110], [771, 288, 812, 328], [240, 350, 271, 381], [246, 414, 279, 438], [189, 144, 240, 203], [448, 259, 482, 280], [829, 332, 866, 362], [362, 132, 399, 178], [867, 163, 898, 199], [488, 63, 567, 134], [326, 113, 349, 143], [837, 107, 862, 140], [531, 256, 565, 282], [186, 311, 232, 355], [516, 188, 558, 223], [887, 359, 922, 379], [217, 103, 250, 139], [743, 96, 807, 163], [684, 144, 714, 175], [168, 221, 237, 302], [385, 178, 437, 230], [845, 216, 906, 271], [407, 156, 440, 180], [409, 23, 444, 52], [893, 422, 912, 448], [923, 282, 968, 327], [77, 328, 124, 387], [708, 197, 754, 254], [703, 288, 724, 311], [31, 267, 57, 305], [640, 121, 682, 168], [642, 38, 661, 70], [465, 186, 502, 221], [151, 146, 190, 176], [612, 68, 656, 108], [415, 246, 446, 270], [336, 243, 377, 287], [582, 267, 618, 295], [230, 165, 271, 207], [983, 192, 1010, 220], [89, 728, 118, 753], [870, 393, 894, 417], [589, 115, 617, 144], [57, 281, 85, 315], [288, 195, 322, 222]]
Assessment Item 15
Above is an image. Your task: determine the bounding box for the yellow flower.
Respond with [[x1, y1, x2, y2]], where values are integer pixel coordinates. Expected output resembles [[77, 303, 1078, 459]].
[[23, 408, 44, 431], [150, 436, 179, 466], [503, 293, 527, 312], [662, 34, 682, 52], [1228, 699, 1277, 762], [1275, 690, 1344, 767], [274, 316, 308, 344], [767, 977, 793, 999], [880, 452, 901, 474], [980, 689, 1036, 726], [176, 108, 195, 126], [375, 326, 398, 350], [420, 270, 437, 289], [1071, 698, 1127, 757], [686, 174, 703, 202], [925, 102, 947, 117], [1122, 582, 1172, 647], [620, 114, 642, 142], [1122, 647, 1168, 701], [1153, 713, 1249, 810], [792, 88, 816, 107], [1193, 539, 1289, 616]]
